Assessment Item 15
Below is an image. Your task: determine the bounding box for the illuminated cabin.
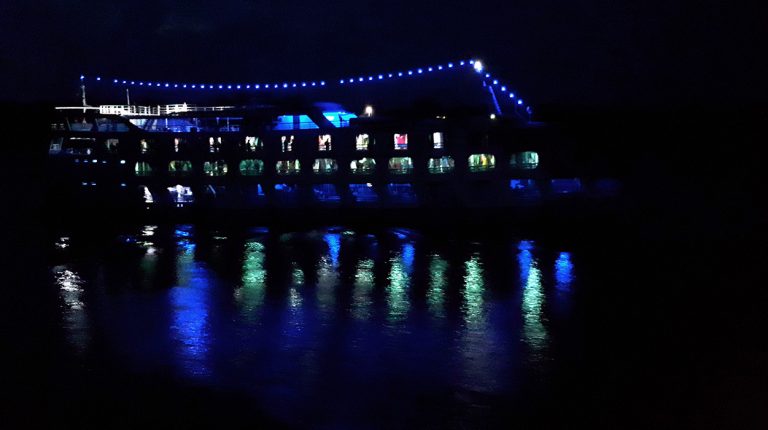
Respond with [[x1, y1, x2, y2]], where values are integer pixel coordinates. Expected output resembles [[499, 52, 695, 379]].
[[46, 58, 619, 218]]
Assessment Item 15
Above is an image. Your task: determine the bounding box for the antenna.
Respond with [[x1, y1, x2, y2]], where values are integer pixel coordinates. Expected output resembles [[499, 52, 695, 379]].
[[80, 75, 87, 112], [126, 88, 131, 106]]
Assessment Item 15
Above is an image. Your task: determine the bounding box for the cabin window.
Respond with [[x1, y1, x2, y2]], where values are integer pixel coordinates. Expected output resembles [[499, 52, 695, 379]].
[[388, 157, 413, 174], [139, 139, 154, 154], [394, 133, 408, 150], [313, 158, 338, 175], [135, 161, 153, 176], [510, 151, 539, 170], [69, 118, 94, 132], [169, 160, 193, 175], [387, 183, 417, 203], [65, 137, 95, 155], [208, 137, 222, 153], [510, 179, 538, 190], [313, 184, 341, 203], [431, 132, 444, 149], [140, 186, 154, 204], [49, 137, 63, 154], [276, 160, 301, 175], [204, 160, 228, 176], [318, 134, 332, 151], [281, 135, 294, 152], [468, 154, 495, 172], [427, 156, 454, 174], [173, 138, 187, 153], [350, 157, 376, 175], [550, 179, 582, 194], [273, 184, 299, 204], [356, 134, 371, 151], [104, 139, 119, 153], [244, 136, 262, 151], [239, 159, 264, 176], [168, 185, 194, 205], [349, 184, 378, 203]]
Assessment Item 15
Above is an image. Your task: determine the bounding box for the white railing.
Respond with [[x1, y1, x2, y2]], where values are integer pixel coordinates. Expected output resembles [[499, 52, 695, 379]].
[[57, 104, 236, 116]]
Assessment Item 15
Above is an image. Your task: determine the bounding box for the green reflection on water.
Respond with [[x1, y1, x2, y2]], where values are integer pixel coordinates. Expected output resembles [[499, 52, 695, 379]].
[[522, 254, 548, 354], [428, 254, 448, 319], [386, 251, 411, 323], [462, 254, 485, 328], [352, 258, 375, 320], [235, 241, 266, 314], [316, 255, 338, 313], [291, 261, 305, 286]]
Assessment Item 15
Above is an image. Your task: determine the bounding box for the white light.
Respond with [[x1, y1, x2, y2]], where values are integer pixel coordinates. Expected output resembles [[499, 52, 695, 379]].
[[473, 61, 484, 72], [518, 99, 523, 105], [120, 160, 126, 164], [509, 93, 515, 98], [490, 113, 496, 119], [364, 105, 373, 116], [366, 183, 373, 187], [448, 63, 454, 68], [501, 86, 506, 91], [320, 81, 325, 86], [493, 80, 498, 85], [96, 77, 101, 81]]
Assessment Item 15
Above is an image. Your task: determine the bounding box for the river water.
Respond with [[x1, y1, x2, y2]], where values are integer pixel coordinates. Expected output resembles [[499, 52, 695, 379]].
[[11, 222, 765, 428]]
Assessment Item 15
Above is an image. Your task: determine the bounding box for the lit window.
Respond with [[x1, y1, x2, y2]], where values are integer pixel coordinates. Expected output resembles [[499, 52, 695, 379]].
[[281, 135, 294, 152], [167, 185, 194, 204], [313, 158, 338, 174], [208, 137, 222, 153], [104, 138, 119, 153], [350, 157, 376, 175], [276, 159, 300, 175], [510, 151, 539, 170], [203, 160, 228, 176], [239, 159, 264, 176], [140, 186, 154, 203], [139, 139, 151, 154], [313, 184, 341, 202], [431, 132, 444, 149], [388, 157, 413, 174], [318, 134, 332, 151], [356, 133, 371, 151], [394, 133, 408, 150], [468, 154, 496, 172], [134, 161, 152, 176], [169, 160, 193, 175], [349, 184, 378, 203], [244, 136, 262, 151], [49, 138, 63, 154], [427, 156, 454, 174], [173, 138, 186, 153]]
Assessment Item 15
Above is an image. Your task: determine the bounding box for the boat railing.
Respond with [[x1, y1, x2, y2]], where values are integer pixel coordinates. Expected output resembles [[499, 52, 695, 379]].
[[71, 104, 239, 116]]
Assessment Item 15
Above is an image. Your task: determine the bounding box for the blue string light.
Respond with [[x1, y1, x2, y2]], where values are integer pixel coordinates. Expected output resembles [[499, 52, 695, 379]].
[[83, 57, 529, 111]]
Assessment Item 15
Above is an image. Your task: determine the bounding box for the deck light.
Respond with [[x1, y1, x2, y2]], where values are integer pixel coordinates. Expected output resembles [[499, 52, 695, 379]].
[[364, 105, 373, 117], [474, 61, 484, 72], [490, 114, 496, 119]]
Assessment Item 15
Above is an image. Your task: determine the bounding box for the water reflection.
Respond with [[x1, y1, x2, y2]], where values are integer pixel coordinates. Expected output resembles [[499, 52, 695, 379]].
[[352, 258, 375, 320], [386, 242, 413, 324], [169, 228, 213, 378], [235, 240, 267, 319], [462, 253, 486, 327], [427, 254, 448, 319], [53, 266, 89, 354], [316, 233, 341, 315], [554, 252, 575, 317], [518, 240, 549, 360]]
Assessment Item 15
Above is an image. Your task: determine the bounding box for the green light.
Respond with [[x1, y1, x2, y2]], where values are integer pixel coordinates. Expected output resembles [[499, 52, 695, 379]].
[[235, 241, 266, 316], [521, 253, 548, 353], [352, 258, 374, 320], [386, 251, 410, 323], [428, 254, 448, 319], [462, 254, 485, 328], [291, 261, 304, 286]]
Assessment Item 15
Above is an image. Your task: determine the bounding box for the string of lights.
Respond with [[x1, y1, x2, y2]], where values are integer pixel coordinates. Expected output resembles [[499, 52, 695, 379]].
[[81, 58, 528, 113]]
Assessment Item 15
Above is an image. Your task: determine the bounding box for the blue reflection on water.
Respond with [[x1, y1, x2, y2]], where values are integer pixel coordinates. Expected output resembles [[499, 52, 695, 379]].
[[554, 251, 575, 317], [169, 230, 213, 379], [518, 241, 549, 361], [324, 232, 341, 267]]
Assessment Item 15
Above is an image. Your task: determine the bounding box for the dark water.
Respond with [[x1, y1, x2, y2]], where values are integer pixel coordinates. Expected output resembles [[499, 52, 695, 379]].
[[44, 226, 585, 428], [14, 221, 760, 429]]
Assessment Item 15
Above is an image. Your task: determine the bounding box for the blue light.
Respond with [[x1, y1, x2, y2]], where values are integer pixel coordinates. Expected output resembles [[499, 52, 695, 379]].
[[236, 84, 241, 89], [378, 74, 383, 79], [349, 78, 354, 83], [407, 70, 413, 75], [284, 83, 290, 88], [174, 84, 178, 88], [246, 84, 250, 89], [227, 85, 232, 89], [157, 83, 161, 86], [209, 85, 213, 89], [166, 83, 170, 87], [340, 79, 345, 84], [387, 73, 393, 78], [501, 86, 506, 91], [80, 75, 84, 80], [255, 84, 260, 89], [459, 61, 465, 66], [417, 68, 423, 74], [366, 76, 371, 81], [311, 82, 316, 86], [517, 99, 523, 105], [428, 67, 433, 72], [485, 73, 490, 78], [218, 85, 223, 89], [122, 80, 127, 84], [448, 63, 454, 68], [493, 79, 498, 85], [359, 77, 364, 82], [301, 82, 306, 87], [139, 82, 144, 85], [437, 65, 443, 70], [398, 72, 403, 76], [113, 79, 118, 83], [509, 93, 515, 98], [292, 83, 297, 87], [265, 84, 270, 88], [320, 81, 325, 86], [130, 81, 135, 85], [191, 84, 196, 88]]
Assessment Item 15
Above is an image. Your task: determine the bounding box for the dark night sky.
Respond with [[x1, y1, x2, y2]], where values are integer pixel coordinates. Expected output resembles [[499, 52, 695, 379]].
[[1, 0, 765, 109]]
